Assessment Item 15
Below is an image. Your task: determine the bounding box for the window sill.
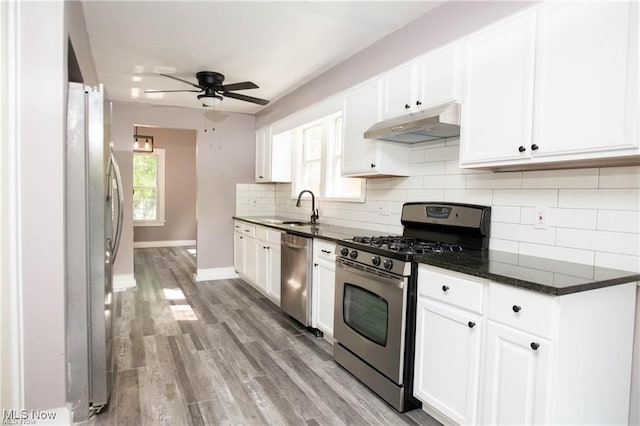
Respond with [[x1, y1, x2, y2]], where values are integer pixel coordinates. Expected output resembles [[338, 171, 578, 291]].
[[134, 220, 166, 227], [289, 196, 366, 203]]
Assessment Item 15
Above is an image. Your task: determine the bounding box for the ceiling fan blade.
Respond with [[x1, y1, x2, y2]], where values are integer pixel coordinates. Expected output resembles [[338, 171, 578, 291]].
[[223, 92, 269, 106], [159, 73, 204, 89], [220, 81, 259, 92], [144, 89, 202, 93]]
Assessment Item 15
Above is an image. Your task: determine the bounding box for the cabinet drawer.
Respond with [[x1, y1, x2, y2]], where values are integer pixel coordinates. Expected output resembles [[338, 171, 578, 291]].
[[418, 266, 485, 314], [488, 282, 555, 338], [315, 239, 336, 262], [256, 226, 269, 242], [268, 230, 282, 245], [241, 224, 256, 238], [234, 221, 243, 231]]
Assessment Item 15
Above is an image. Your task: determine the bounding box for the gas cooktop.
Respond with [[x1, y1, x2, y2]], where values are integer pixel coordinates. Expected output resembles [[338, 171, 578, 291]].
[[351, 236, 464, 255]]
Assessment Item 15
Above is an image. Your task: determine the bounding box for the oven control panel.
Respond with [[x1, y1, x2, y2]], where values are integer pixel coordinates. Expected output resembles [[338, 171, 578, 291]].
[[336, 245, 411, 276]]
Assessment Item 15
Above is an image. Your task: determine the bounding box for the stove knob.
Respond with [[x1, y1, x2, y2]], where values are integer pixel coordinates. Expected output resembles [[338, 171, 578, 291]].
[[383, 259, 393, 270], [372, 256, 381, 266], [349, 250, 358, 259], [340, 247, 349, 257]]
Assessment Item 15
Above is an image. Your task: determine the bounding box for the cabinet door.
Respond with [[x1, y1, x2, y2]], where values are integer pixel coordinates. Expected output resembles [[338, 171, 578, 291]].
[[255, 240, 268, 292], [418, 46, 461, 109], [482, 321, 552, 425], [267, 244, 281, 304], [244, 237, 259, 285], [460, 13, 536, 165], [314, 260, 335, 337], [381, 63, 417, 119], [533, 1, 639, 156], [233, 231, 245, 274], [255, 127, 272, 182], [342, 79, 382, 175], [414, 298, 482, 425]]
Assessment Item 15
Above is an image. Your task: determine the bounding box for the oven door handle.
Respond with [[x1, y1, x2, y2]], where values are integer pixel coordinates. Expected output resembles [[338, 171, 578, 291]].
[[336, 259, 405, 289]]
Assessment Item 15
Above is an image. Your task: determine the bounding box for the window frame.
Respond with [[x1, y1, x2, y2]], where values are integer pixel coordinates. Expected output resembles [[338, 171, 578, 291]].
[[133, 148, 166, 227], [291, 113, 365, 202]]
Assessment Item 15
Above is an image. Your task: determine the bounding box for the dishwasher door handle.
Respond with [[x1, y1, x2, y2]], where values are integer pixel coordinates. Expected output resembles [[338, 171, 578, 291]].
[[281, 241, 308, 250]]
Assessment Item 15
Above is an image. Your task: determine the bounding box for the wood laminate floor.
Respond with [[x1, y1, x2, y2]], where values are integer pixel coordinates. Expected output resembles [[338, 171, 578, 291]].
[[92, 247, 440, 426]]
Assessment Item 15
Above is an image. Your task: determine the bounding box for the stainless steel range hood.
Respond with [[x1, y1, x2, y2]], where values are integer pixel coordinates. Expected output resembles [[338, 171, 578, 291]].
[[363, 102, 460, 143]]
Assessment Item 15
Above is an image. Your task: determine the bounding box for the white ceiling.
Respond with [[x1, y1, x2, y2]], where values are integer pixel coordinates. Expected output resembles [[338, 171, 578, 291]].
[[81, 1, 443, 114]]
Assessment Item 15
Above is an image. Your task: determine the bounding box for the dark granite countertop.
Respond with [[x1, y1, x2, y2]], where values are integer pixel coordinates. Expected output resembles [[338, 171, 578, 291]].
[[233, 216, 639, 296], [415, 250, 640, 296], [232, 216, 388, 245]]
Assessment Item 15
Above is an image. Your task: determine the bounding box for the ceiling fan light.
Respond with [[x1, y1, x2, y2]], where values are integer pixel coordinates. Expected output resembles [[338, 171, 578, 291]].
[[201, 95, 222, 107]]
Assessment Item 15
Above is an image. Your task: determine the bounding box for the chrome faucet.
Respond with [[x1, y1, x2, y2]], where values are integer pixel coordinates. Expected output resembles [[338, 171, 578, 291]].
[[296, 190, 319, 224]]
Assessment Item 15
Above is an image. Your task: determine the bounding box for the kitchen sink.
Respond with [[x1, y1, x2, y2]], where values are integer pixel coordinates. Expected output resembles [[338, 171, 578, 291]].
[[261, 219, 316, 226]]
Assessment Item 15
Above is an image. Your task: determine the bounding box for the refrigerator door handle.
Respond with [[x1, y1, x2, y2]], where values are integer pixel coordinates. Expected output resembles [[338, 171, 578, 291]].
[[109, 151, 124, 263]]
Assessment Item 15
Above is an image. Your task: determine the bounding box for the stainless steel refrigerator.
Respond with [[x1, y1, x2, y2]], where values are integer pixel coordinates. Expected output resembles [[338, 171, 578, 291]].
[[65, 83, 123, 422]]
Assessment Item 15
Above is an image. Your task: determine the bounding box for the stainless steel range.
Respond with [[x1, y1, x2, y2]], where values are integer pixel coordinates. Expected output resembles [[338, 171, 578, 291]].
[[333, 202, 491, 412]]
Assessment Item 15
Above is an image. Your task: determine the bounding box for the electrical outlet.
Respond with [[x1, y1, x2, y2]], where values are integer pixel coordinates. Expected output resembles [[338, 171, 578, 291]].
[[534, 206, 548, 229], [376, 202, 389, 215]]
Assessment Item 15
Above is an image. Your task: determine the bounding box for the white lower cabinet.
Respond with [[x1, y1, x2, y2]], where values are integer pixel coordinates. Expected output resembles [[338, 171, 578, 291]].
[[415, 265, 637, 425], [233, 222, 282, 305], [312, 239, 336, 339], [482, 321, 552, 425], [414, 298, 482, 425]]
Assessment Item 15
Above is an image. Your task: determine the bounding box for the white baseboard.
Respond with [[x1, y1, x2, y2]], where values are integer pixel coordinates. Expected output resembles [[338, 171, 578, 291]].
[[113, 273, 136, 291], [193, 267, 239, 282], [133, 239, 195, 248]]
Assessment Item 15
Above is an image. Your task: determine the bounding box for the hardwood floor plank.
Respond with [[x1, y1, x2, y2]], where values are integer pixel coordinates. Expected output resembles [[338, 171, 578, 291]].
[[115, 369, 141, 426], [95, 247, 442, 426], [167, 335, 197, 404]]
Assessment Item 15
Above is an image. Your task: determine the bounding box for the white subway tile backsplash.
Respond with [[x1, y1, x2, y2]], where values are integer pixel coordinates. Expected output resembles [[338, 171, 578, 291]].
[[405, 189, 445, 202], [556, 228, 640, 256], [597, 210, 640, 233], [410, 161, 446, 176], [423, 174, 466, 189], [595, 252, 640, 273], [518, 242, 594, 265], [423, 145, 459, 162], [599, 166, 640, 188], [491, 222, 556, 245], [559, 189, 640, 211], [444, 189, 493, 205], [522, 168, 599, 189], [244, 161, 639, 272], [466, 172, 522, 189], [493, 189, 558, 207], [548, 208, 597, 230], [489, 238, 519, 253], [491, 206, 521, 223]]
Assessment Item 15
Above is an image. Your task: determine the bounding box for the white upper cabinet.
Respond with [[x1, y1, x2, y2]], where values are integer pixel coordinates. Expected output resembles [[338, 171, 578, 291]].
[[341, 78, 410, 177], [381, 46, 462, 120], [460, 13, 536, 165], [460, 1, 639, 170], [255, 127, 291, 183], [417, 45, 463, 109], [532, 1, 639, 157], [381, 63, 417, 119]]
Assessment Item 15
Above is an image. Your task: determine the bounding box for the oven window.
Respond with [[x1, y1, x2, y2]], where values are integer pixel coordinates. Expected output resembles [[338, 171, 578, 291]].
[[343, 284, 388, 346]]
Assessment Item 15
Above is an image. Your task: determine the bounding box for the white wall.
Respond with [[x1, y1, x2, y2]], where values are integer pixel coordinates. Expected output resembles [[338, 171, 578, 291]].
[[111, 103, 255, 276]]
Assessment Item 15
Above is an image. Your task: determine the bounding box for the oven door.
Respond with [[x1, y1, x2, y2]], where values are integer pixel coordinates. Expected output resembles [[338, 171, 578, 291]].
[[334, 258, 407, 384]]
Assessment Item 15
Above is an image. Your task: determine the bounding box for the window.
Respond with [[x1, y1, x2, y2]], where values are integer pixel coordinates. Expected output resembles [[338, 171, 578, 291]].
[[133, 148, 165, 226], [291, 113, 364, 201]]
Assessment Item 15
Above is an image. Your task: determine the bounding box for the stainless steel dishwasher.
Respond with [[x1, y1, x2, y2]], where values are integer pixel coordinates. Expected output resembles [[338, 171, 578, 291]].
[[280, 233, 313, 327]]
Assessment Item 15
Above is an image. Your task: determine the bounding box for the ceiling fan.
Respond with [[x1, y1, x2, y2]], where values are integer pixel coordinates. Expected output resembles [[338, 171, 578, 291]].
[[145, 71, 269, 107]]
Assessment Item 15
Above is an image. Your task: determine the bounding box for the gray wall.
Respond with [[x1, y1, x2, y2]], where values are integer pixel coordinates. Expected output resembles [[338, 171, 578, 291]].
[[256, 1, 537, 128], [111, 103, 255, 275], [133, 127, 197, 243]]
